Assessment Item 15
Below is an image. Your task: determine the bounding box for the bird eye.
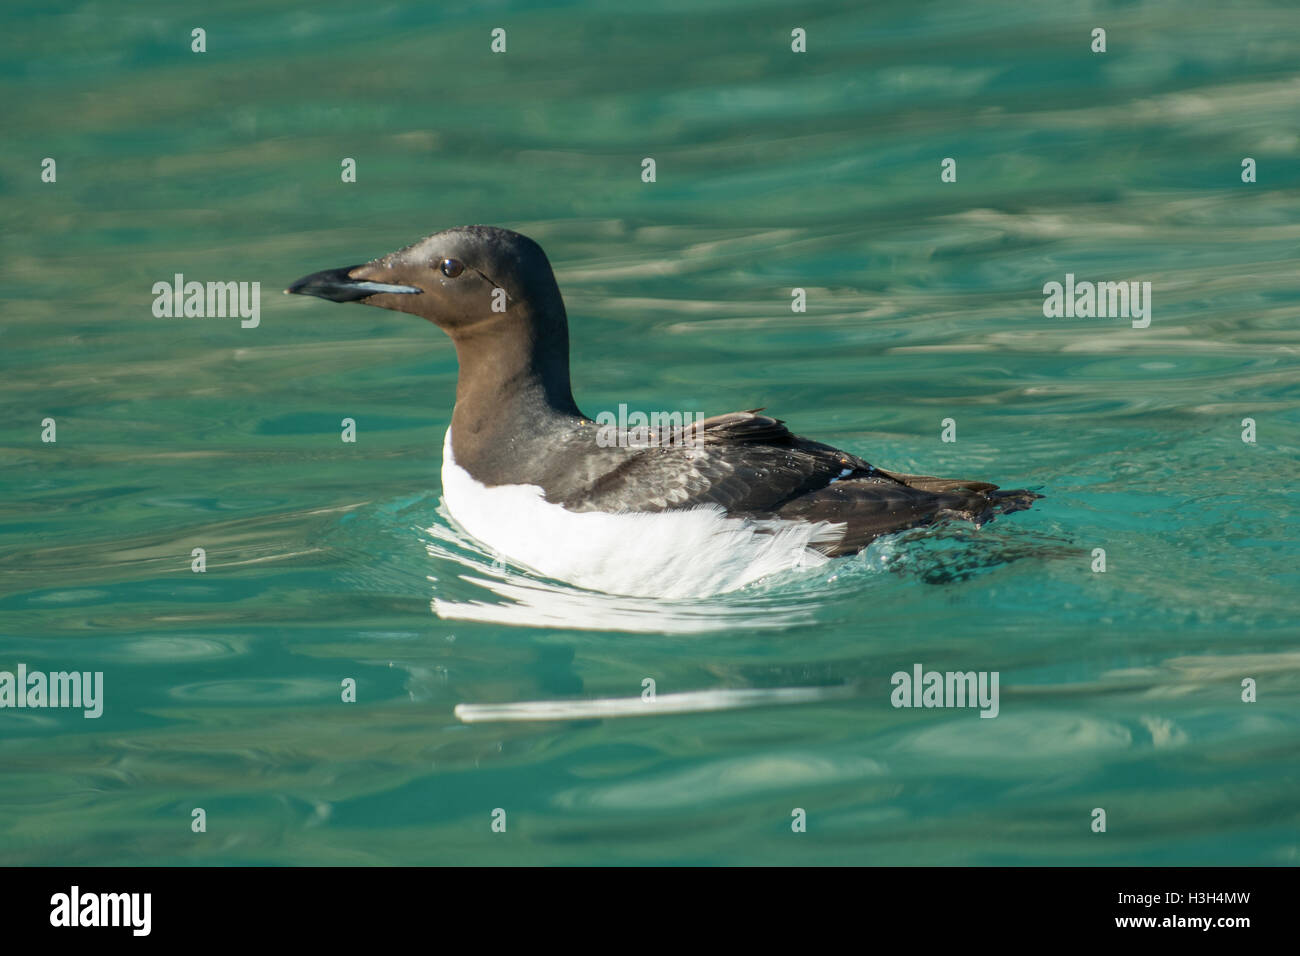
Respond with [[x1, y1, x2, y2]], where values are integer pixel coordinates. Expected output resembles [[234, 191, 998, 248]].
[[440, 258, 465, 278]]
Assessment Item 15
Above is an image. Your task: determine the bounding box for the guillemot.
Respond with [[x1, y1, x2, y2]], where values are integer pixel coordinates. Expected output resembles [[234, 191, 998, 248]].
[[287, 225, 1039, 598]]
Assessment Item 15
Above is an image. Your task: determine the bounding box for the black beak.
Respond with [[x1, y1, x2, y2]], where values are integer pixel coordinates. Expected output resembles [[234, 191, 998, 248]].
[[284, 266, 421, 302]]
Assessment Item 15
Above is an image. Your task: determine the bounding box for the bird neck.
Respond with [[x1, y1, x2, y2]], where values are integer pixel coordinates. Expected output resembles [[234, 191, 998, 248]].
[[447, 303, 584, 477]]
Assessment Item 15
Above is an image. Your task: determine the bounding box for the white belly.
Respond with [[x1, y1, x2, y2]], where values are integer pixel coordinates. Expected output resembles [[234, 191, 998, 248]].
[[438, 429, 840, 598]]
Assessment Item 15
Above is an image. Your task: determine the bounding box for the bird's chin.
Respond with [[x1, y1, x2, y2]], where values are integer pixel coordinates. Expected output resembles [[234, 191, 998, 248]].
[[430, 310, 515, 339]]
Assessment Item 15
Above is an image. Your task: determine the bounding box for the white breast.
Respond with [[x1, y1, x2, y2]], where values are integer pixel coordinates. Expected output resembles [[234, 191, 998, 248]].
[[438, 429, 842, 599]]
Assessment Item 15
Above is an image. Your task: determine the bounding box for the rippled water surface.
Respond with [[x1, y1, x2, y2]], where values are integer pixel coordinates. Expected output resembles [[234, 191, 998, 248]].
[[2, 0, 1298, 864]]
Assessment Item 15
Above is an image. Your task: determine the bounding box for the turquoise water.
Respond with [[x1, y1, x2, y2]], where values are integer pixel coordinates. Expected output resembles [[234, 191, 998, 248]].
[[2, 0, 1298, 865]]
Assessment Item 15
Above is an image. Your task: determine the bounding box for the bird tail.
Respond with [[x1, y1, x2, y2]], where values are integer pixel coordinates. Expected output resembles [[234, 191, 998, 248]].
[[877, 469, 1043, 518]]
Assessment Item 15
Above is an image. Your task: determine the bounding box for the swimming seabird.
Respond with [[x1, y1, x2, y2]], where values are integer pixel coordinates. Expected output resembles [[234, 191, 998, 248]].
[[288, 225, 1039, 598]]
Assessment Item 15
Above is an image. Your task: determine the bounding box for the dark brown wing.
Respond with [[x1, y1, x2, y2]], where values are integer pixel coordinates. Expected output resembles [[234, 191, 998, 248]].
[[546, 409, 1039, 554], [552, 410, 871, 514], [776, 474, 1041, 556]]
